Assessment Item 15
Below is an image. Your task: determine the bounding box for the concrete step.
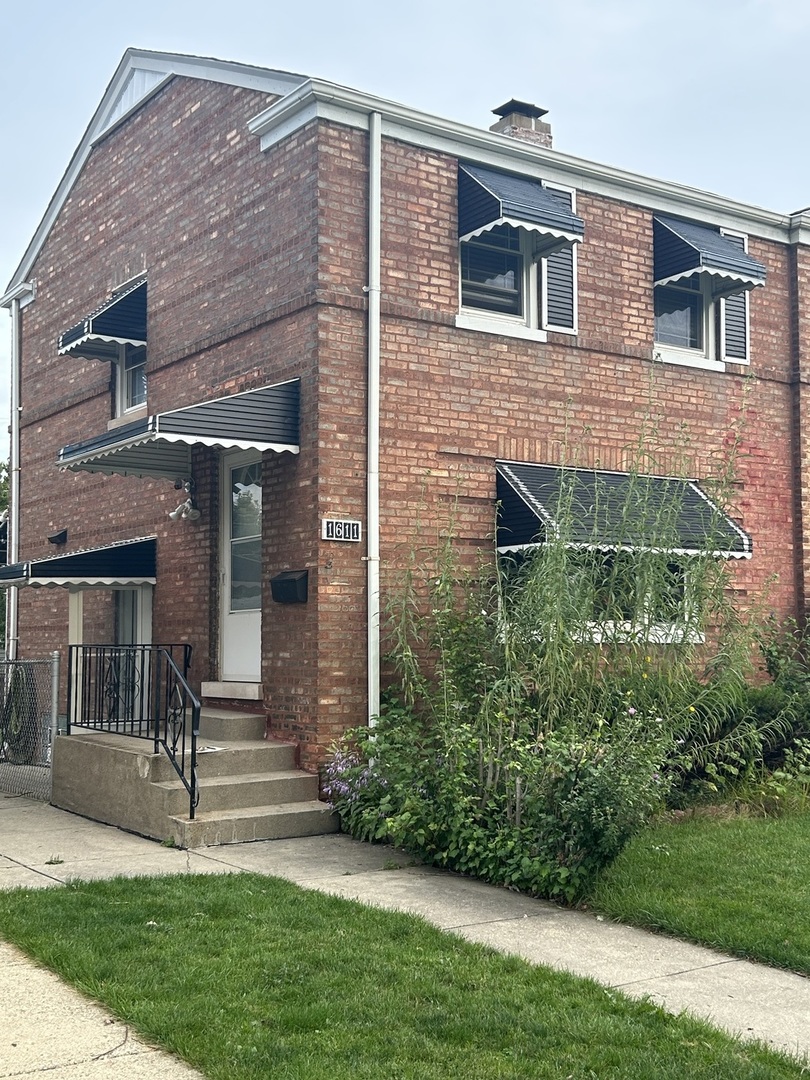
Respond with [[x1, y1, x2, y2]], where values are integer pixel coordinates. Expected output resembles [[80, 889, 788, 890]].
[[147, 739, 296, 782], [151, 769, 319, 815], [52, 728, 337, 849], [169, 800, 339, 848], [198, 708, 266, 742]]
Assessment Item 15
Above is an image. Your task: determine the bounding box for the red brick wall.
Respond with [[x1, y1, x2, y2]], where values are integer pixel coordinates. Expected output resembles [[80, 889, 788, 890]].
[[367, 136, 798, 665], [12, 90, 807, 770], [17, 79, 324, 738]]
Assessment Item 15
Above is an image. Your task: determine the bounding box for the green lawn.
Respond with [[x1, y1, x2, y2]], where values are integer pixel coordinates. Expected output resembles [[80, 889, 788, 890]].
[[592, 811, 810, 973], [0, 872, 803, 1079]]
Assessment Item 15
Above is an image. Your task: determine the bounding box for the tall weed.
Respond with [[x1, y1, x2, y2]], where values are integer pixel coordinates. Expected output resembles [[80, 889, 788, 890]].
[[327, 430, 786, 900]]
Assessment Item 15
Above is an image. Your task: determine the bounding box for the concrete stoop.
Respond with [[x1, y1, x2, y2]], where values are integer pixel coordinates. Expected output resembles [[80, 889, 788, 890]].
[[51, 707, 338, 848]]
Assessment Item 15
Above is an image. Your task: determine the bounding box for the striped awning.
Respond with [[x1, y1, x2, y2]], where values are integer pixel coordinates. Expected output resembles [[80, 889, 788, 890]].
[[0, 537, 156, 588], [58, 379, 300, 479], [653, 216, 766, 296], [58, 277, 147, 360], [459, 164, 584, 255], [496, 462, 752, 559]]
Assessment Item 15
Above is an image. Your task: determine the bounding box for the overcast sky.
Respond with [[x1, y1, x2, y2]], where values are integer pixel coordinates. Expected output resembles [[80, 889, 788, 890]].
[[2, 0, 809, 453]]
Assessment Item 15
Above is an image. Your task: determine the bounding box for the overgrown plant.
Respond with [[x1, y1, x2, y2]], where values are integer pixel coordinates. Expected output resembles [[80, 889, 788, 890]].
[[327, 423, 785, 901]]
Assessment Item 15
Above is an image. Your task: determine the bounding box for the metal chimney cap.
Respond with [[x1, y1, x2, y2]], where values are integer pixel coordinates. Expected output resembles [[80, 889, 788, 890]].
[[492, 99, 548, 120]]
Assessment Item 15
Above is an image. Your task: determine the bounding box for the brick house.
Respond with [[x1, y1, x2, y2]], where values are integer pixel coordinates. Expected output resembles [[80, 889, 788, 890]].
[[1, 49, 807, 843]]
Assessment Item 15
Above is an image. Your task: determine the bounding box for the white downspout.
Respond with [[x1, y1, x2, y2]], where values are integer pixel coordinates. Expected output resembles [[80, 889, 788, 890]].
[[366, 111, 382, 725], [5, 283, 32, 661]]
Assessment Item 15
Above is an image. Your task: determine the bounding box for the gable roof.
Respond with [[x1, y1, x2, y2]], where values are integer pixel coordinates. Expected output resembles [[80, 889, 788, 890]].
[[3, 49, 306, 297], [5, 47, 810, 308]]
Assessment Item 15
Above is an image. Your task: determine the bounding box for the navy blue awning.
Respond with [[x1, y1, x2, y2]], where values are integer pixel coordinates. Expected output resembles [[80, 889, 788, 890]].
[[58, 379, 300, 479], [496, 462, 752, 558], [58, 277, 147, 359], [653, 216, 766, 296], [0, 537, 157, 588], [459, 164, 584, 255]]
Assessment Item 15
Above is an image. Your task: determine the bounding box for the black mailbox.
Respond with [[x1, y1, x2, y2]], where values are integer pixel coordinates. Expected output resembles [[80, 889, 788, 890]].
[[270, 569, 309, 604]]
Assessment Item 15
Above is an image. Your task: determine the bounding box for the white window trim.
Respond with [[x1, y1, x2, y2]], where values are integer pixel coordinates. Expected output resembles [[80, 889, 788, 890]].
[[114, 343, 147, 418], [455, 312, 548, 343], [458, 181, 578, 340], [653, 345, 726, 373]]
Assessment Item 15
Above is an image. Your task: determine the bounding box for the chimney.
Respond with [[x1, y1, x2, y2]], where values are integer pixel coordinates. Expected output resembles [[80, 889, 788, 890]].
[[490, 99, 552, 148]]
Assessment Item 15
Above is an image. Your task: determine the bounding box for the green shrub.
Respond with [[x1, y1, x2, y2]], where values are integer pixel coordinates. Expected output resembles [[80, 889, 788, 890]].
[[327, 444, 783, 900], [325, 696, 671, 902]]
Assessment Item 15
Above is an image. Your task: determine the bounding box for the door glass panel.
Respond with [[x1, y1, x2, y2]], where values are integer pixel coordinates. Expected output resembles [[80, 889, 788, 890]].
[[230, 462, 262, 611]]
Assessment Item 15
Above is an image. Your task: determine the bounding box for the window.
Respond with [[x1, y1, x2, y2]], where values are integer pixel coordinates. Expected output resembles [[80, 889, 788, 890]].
[[56, 276, 149, 418], [459, 221, 578, 333], [653, 216, 765, 370], [495, 460, 752, 642], [654, 277, 703, 350], [118, 344, 147, 414], [457, 164, 583, 339], [576, 551, 689, 634], [461, 225, 523, 315], [500, 547, 693, 642]]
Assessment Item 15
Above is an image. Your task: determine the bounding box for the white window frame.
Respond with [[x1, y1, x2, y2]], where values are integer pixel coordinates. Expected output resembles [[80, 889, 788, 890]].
[[654, 274, 724, 372], [457, 183, 578, 343], [115, 343, 147, 417], [653, 228, 752, 373]]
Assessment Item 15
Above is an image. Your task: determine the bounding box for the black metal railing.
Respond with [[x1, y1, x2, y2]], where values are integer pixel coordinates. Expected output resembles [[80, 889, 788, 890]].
[[66, 643, 200, 819]]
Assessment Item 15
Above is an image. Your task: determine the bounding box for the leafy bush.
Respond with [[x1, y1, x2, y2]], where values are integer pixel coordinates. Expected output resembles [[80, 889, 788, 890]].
[[327, 452, 786, 900], [325, 697, 671, 902]]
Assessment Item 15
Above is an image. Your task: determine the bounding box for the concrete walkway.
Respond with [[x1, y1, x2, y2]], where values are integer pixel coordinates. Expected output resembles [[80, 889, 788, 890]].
[[1, 793, 808, 1076]]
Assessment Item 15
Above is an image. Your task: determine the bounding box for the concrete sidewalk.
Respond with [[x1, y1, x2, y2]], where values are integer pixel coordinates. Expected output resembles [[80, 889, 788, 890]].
[[1, 793, 808, 1076]]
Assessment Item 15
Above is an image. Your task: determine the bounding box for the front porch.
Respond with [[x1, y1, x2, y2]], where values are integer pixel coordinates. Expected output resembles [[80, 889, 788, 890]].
[[52, 706, 337, 848], [51, 641, 336, 847]]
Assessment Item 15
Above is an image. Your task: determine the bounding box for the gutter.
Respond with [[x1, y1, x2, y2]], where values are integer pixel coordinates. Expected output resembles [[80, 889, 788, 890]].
[[3, 281, 34, 660], [366, 111, 382, 725], [248, 79, 797, 243]]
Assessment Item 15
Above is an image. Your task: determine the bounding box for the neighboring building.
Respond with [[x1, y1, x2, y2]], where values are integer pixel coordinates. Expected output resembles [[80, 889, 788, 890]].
[[1, 49, 808, 838]]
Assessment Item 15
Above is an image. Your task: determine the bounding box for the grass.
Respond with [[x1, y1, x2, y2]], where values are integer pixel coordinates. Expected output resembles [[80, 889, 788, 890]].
[[592, 810, 810, 973], [0, 872, 804, 1079]]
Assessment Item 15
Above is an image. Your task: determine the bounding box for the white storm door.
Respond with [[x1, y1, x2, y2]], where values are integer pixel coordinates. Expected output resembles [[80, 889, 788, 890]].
[[221, 452, 262, 682]]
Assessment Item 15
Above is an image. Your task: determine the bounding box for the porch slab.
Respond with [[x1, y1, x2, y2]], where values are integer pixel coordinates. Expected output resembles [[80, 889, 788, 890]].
[[50, 721, 336, 848], [201, 681, 261, 700]]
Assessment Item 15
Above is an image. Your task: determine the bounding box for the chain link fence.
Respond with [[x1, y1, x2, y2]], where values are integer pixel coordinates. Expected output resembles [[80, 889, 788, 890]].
[[0, 655, 59, 801]]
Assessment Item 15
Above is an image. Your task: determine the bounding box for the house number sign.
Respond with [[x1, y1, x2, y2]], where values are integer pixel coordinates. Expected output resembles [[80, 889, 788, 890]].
[[321, 518, 362, 542]]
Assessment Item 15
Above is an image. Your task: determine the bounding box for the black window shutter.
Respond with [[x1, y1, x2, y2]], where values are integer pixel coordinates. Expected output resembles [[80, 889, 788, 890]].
[[721, 233, 748, 361], [545, 247, 575, 328], [723, 292, 748, 360], [543, 189, 576, 329]]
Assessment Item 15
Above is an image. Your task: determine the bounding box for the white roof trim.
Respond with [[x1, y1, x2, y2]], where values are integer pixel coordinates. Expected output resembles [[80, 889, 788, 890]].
[[7, 49, 809, 301], [249, 78, 800, 244]]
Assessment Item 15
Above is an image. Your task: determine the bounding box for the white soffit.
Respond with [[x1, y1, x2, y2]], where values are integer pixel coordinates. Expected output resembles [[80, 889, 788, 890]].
[[249, 80, 795, 245]]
